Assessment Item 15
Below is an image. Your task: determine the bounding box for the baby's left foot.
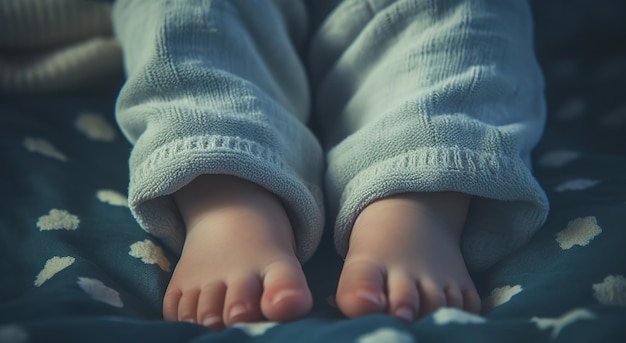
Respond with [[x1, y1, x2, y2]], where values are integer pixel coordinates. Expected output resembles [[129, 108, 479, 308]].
[[335, 192, 481, 321]]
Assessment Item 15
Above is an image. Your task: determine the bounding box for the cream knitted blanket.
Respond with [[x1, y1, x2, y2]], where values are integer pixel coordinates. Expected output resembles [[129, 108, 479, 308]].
[[0, 0, 122, 93]]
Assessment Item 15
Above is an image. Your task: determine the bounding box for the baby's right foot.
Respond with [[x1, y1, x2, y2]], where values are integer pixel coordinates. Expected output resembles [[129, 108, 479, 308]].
[[163, 175, 312, 330]]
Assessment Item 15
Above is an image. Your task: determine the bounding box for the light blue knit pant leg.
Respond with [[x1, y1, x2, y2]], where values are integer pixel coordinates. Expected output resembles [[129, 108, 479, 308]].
[[112, 0, 325, 262], [309, 0, 549, 270]]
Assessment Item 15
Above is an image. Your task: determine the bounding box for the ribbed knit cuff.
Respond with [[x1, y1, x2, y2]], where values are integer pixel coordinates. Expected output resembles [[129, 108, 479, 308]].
[[332, 146, 549, 271]]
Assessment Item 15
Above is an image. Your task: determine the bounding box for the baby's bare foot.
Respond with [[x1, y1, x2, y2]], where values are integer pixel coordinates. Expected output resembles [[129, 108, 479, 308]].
[[336, 192, 481, 321], [163, 175, 312, 329]]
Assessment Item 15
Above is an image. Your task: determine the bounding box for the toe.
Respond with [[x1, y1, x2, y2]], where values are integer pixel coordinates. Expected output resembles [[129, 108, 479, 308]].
[[177, 288, 201, 323], [386, 271, 419, 322], [261, 261, 312, 322], [197, 281, 227, 330], [162, 288, 182, 321], [417, 280, 446, 317], [444, 286, 464, 309], [223, 275, 263, 326], [336, 259, 387, 318], [463, 287, 482, 314]]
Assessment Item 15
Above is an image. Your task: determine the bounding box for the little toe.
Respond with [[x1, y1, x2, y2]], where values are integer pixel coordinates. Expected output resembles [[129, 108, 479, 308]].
[[162, 289, 182, 321], [223, 276, 263, 326], [197, 282, 227, 329], [336, 259, 387, 318], [177, 288, 201, 323], [261, 261, 312, 322]]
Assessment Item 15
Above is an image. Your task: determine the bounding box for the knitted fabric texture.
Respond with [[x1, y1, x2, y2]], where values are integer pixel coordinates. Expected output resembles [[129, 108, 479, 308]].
[[0, 0, 122, 93]]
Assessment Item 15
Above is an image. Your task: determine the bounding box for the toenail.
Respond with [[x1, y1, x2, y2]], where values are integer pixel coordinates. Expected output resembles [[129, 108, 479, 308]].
[[202, 316, 221, 327], [355, 291, 385, 307], [394, 307, 414, 322], [271, 290, 298, 305], [229, 304, 248, 320]]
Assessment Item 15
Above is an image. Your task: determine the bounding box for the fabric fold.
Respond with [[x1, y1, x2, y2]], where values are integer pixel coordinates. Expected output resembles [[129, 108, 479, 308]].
[[112, 0, 324, 261]]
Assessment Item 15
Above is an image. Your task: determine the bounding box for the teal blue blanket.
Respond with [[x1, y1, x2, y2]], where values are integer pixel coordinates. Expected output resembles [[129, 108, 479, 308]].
[[1, 1, 625, 342]]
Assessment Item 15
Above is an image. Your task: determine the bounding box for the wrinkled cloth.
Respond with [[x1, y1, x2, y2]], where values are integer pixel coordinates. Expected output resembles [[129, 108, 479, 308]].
[[1, 0, 549, 270], [113, 0, 548, 269]]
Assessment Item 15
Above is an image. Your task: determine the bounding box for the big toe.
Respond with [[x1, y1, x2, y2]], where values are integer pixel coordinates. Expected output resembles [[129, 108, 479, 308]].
[[260, 261, 313, 322], [336, 259, 387, 318]]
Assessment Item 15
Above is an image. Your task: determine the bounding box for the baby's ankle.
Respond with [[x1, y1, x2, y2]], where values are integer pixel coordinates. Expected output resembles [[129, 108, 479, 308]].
[[174, 174, 288, 234]]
